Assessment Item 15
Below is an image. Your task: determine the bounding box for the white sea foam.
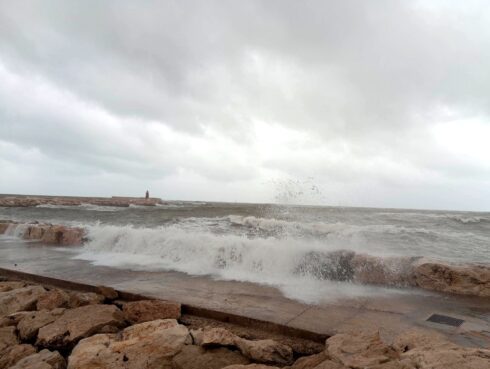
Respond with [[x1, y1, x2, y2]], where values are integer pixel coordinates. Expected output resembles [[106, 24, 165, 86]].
[[70, 222, 432, 303]]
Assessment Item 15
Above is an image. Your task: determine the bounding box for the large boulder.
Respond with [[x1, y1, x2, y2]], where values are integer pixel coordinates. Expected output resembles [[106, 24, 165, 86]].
[[36, 290, 71, 311], [24, 225, 47, 241], [294, 250, 355, 281], [394, 329, 490, 369], [326, 331, 400, 368], [36, 289, 104, 310], [172, 345, 250, 369], [40, 225, 84, 246], [0, 221, 11, 234], [96, 286, 118, 300], [414, 262, 490, 297], [36, 304, 125, 349], [9, 349, 66, 369], [0, 344, 37, 369], [67, 319, 189, 369], [18, 309, 65, 341], [236, 338, 294, 365], [201, 327, 239, 347], [122, 299, 181, 324], [0, 286, 47, 316], [0, 281, 27, 292], [0, 326, 19, 354], [351, 254, 418, 287], [0, 311, 31, 328]]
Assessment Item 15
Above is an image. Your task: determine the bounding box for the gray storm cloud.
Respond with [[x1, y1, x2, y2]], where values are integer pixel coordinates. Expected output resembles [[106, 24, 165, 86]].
[[0, 0, 489, 210]]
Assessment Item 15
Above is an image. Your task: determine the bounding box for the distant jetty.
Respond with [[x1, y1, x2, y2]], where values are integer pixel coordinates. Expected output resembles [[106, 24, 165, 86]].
[[0, 195, 163, 208]]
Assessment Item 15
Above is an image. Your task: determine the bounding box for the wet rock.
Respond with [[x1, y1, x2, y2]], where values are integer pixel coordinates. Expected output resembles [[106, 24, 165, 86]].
[[326, 331, 399, 368], [25, 225, 46, 240], [294, 250, 355, 281], [36, 304, 125, 349], [172, 345, 250, 369], [236, 338, 294, 365], [0, 344, 37, 369], [0, 221, 11, 234], [394, 329, 490, 369], [201, 327, 239, 347], [0, 285, 47, 316], [351, 254, 419, 287], [40, 225, 84, 246], [122, 299, 181, 324], [0, 326, 19, 353], [96, 285, 118, 300], [67, 319, 189, 369], [10, 349, 66, 369], [414, 262, 490, 297], [0, 281, 27, 292], [18, 309, 65, 341]]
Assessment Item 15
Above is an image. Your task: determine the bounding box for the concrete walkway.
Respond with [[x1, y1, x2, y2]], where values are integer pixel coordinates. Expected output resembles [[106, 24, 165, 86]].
[[1, 239, 490, 348]]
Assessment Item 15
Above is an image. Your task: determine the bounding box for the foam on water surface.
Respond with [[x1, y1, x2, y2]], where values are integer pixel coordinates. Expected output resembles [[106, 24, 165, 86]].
[[1, 202, 489, 302]]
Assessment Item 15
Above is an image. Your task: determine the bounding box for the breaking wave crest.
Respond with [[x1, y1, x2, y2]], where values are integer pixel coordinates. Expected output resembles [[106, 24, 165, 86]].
[[75, 223, 418, 290]]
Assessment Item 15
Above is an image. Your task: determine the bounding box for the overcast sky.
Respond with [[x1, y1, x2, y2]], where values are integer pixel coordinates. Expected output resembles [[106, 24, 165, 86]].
[[1, 1, 490, 211]]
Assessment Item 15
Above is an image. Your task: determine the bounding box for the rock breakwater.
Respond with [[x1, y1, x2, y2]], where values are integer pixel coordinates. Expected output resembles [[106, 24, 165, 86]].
[[0, 195, 162, 208], [0, 279, 488, 369]]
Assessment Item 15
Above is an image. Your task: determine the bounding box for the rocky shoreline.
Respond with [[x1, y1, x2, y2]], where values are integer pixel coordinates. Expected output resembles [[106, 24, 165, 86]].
[[1, 220, 490, 298], [0, 278, 489, 369]]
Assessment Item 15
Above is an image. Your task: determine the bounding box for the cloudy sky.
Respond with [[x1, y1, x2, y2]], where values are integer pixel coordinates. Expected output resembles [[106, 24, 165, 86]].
[[1, 1, 489, 211]]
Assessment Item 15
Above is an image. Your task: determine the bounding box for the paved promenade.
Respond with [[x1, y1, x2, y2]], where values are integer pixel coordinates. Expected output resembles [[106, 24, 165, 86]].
[[1, 238, 489, 348]]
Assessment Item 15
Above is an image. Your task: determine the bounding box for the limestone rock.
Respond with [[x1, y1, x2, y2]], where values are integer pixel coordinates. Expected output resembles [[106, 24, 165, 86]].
[[25, 225, 46, 240], [36, 304, 125, 349], [96, 286, 118, 300], [222, 365, 279, 369], [236, 338, 294, 365], [326, 331, 399, 368], [351, 254, 418, 287], [309, 361, 347, 369], [67, 291, 104, 308], [67, 319, 189, 369], [18, 309, 65, 341], [287, 352, 329, 369], [190, 328, 204, 345], [0, 326, 19, 353], [294, 250, 355, 281], [0, 286, 47, 316], [394, 329, 490, 369], [10, 349, 66, 369], [122, 299, 181, 324], [40, 225, 84, 246], [0, 221, 11, 234], [414, 262, 490, 297], [0, 344, 36, 369], [0, 281, 27, 292], [201, 327, 239, 347], [172, 345, 250, 369], [36, 290, 70, 311], [0, 311, 31, 328]]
